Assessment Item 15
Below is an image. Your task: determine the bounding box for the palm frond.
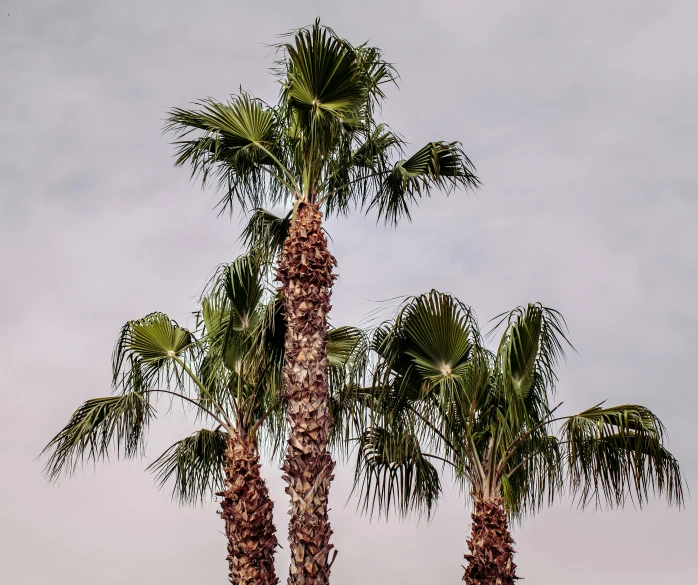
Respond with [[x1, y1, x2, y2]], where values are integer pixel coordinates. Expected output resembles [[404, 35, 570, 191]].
[[165, 93, 291, 212], [240, 208, 292, 262], [248, 291, 286, 369], [562, 404, 684, 508], [500, 433, 563, 520], [111, 313, 199, 410], [368, 141, 480, 225], [222, 255, 265, 333], [147, 428, 228, 505], [198, 290, 230, 344], [113, 312, 195, 383], [198, 255, 266, 379], [278, 20, 368, 164], [326, 326, 371, 455], [398, 290, 476, 384], [489, 303, 571, 437], [322, 124, 403, 218], [351, 43, 398, 105], [353, 426, 442, 519], [327, 326, 366, 368], [493, 303, 570, 396], [42, 393, 155, 481]]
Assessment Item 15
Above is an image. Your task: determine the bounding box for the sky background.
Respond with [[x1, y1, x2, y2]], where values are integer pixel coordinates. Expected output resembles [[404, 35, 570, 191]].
[[1, 1, 697, 584]]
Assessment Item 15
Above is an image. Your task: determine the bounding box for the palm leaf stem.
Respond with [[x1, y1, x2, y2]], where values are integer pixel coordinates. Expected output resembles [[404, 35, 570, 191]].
[[404, 403, 474, 474], [255, 163, 298, 195], [316, 171, 386, 205], [403, 405, 463, 457], [467, 430, 487, 485], [254, 143, 299, 193], [495, 403, 566, 474], [171, 355, 234, 428], [504, 452, 546, 480], [250, 397, 284, 437], [487, 425, 503, 492], [143, 389, 230, 431], [423, 453, 457, 469]]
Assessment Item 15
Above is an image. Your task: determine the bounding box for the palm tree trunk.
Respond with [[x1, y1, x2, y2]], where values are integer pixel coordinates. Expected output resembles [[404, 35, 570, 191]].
[[277, 201, 337, 585], [218, 431, 279, 585], [463, 496, 518, 585]]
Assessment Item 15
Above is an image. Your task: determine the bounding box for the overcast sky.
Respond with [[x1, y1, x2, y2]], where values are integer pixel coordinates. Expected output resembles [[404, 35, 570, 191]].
[[1, 1, 697, 584]]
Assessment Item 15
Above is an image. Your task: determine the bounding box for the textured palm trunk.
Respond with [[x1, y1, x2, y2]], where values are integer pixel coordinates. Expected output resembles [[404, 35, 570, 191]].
[[463, 496, 518, 585], [217, 432, 279, 585], [277, 201, 337, 585]]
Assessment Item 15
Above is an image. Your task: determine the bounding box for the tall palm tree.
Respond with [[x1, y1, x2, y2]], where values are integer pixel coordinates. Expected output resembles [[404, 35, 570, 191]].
[[354, 291, 684, 585], [164, 20, 479, 585], [43, 256, 366, 585]]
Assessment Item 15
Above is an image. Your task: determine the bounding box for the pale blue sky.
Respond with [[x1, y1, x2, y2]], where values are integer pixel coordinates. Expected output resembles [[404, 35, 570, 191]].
[[1, 1, 696, 584]]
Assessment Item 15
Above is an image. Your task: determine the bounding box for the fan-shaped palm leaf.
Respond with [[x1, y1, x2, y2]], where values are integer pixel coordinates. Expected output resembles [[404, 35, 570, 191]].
[[112, 312, 195, 382], [166, 93, 290, 212]]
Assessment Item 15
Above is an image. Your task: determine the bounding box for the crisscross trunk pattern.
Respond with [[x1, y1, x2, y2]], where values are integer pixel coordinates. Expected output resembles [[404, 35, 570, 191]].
[[277, 202, 337, 585], [463, 496, 518, 585], [218, 432, 279, 585]]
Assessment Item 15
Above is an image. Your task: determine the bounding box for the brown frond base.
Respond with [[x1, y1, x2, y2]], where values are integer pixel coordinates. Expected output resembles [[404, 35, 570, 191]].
[[277, 202, 337, 585], [217, 433, 278, 585], [463, 496, 518, 585]]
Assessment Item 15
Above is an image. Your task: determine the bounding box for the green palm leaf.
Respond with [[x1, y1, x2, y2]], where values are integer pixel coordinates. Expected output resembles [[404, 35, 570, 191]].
[[240, 208, 292, 262], [147, 428, 228, 505], [43, 392, 155, 481], [398, 290, 476, 384], [113, 313, 194, 371], [222, 255, 265, 332], [493, 303, 570, 397], [279, 21, 367, 159], [368, 142, 480, 225], [166, 93, 288, 212], [353, 425, 442, 519], [562, 404, 683, 508]]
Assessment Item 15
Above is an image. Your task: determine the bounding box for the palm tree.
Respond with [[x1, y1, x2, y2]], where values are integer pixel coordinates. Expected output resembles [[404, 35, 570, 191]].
[[43, 255, 366, 585], [164, 20, 479, 585], [353, 291, 684, 585], [43, 256, 281, 585]]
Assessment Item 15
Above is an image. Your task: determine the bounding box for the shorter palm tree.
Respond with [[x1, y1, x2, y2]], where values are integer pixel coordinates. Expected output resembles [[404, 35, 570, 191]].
[[44, 256, 282, 585], [354, 291, 684, 585], [43, 254, 365, 585]]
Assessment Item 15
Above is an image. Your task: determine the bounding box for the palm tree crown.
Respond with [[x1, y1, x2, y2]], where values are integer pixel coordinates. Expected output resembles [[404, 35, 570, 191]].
[[354, 290, 684, 583], [165, 19, 479, 222]]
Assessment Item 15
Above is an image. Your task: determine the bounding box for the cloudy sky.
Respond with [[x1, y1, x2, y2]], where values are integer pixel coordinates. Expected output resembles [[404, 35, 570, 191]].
[[1, 1, 697, 584]]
